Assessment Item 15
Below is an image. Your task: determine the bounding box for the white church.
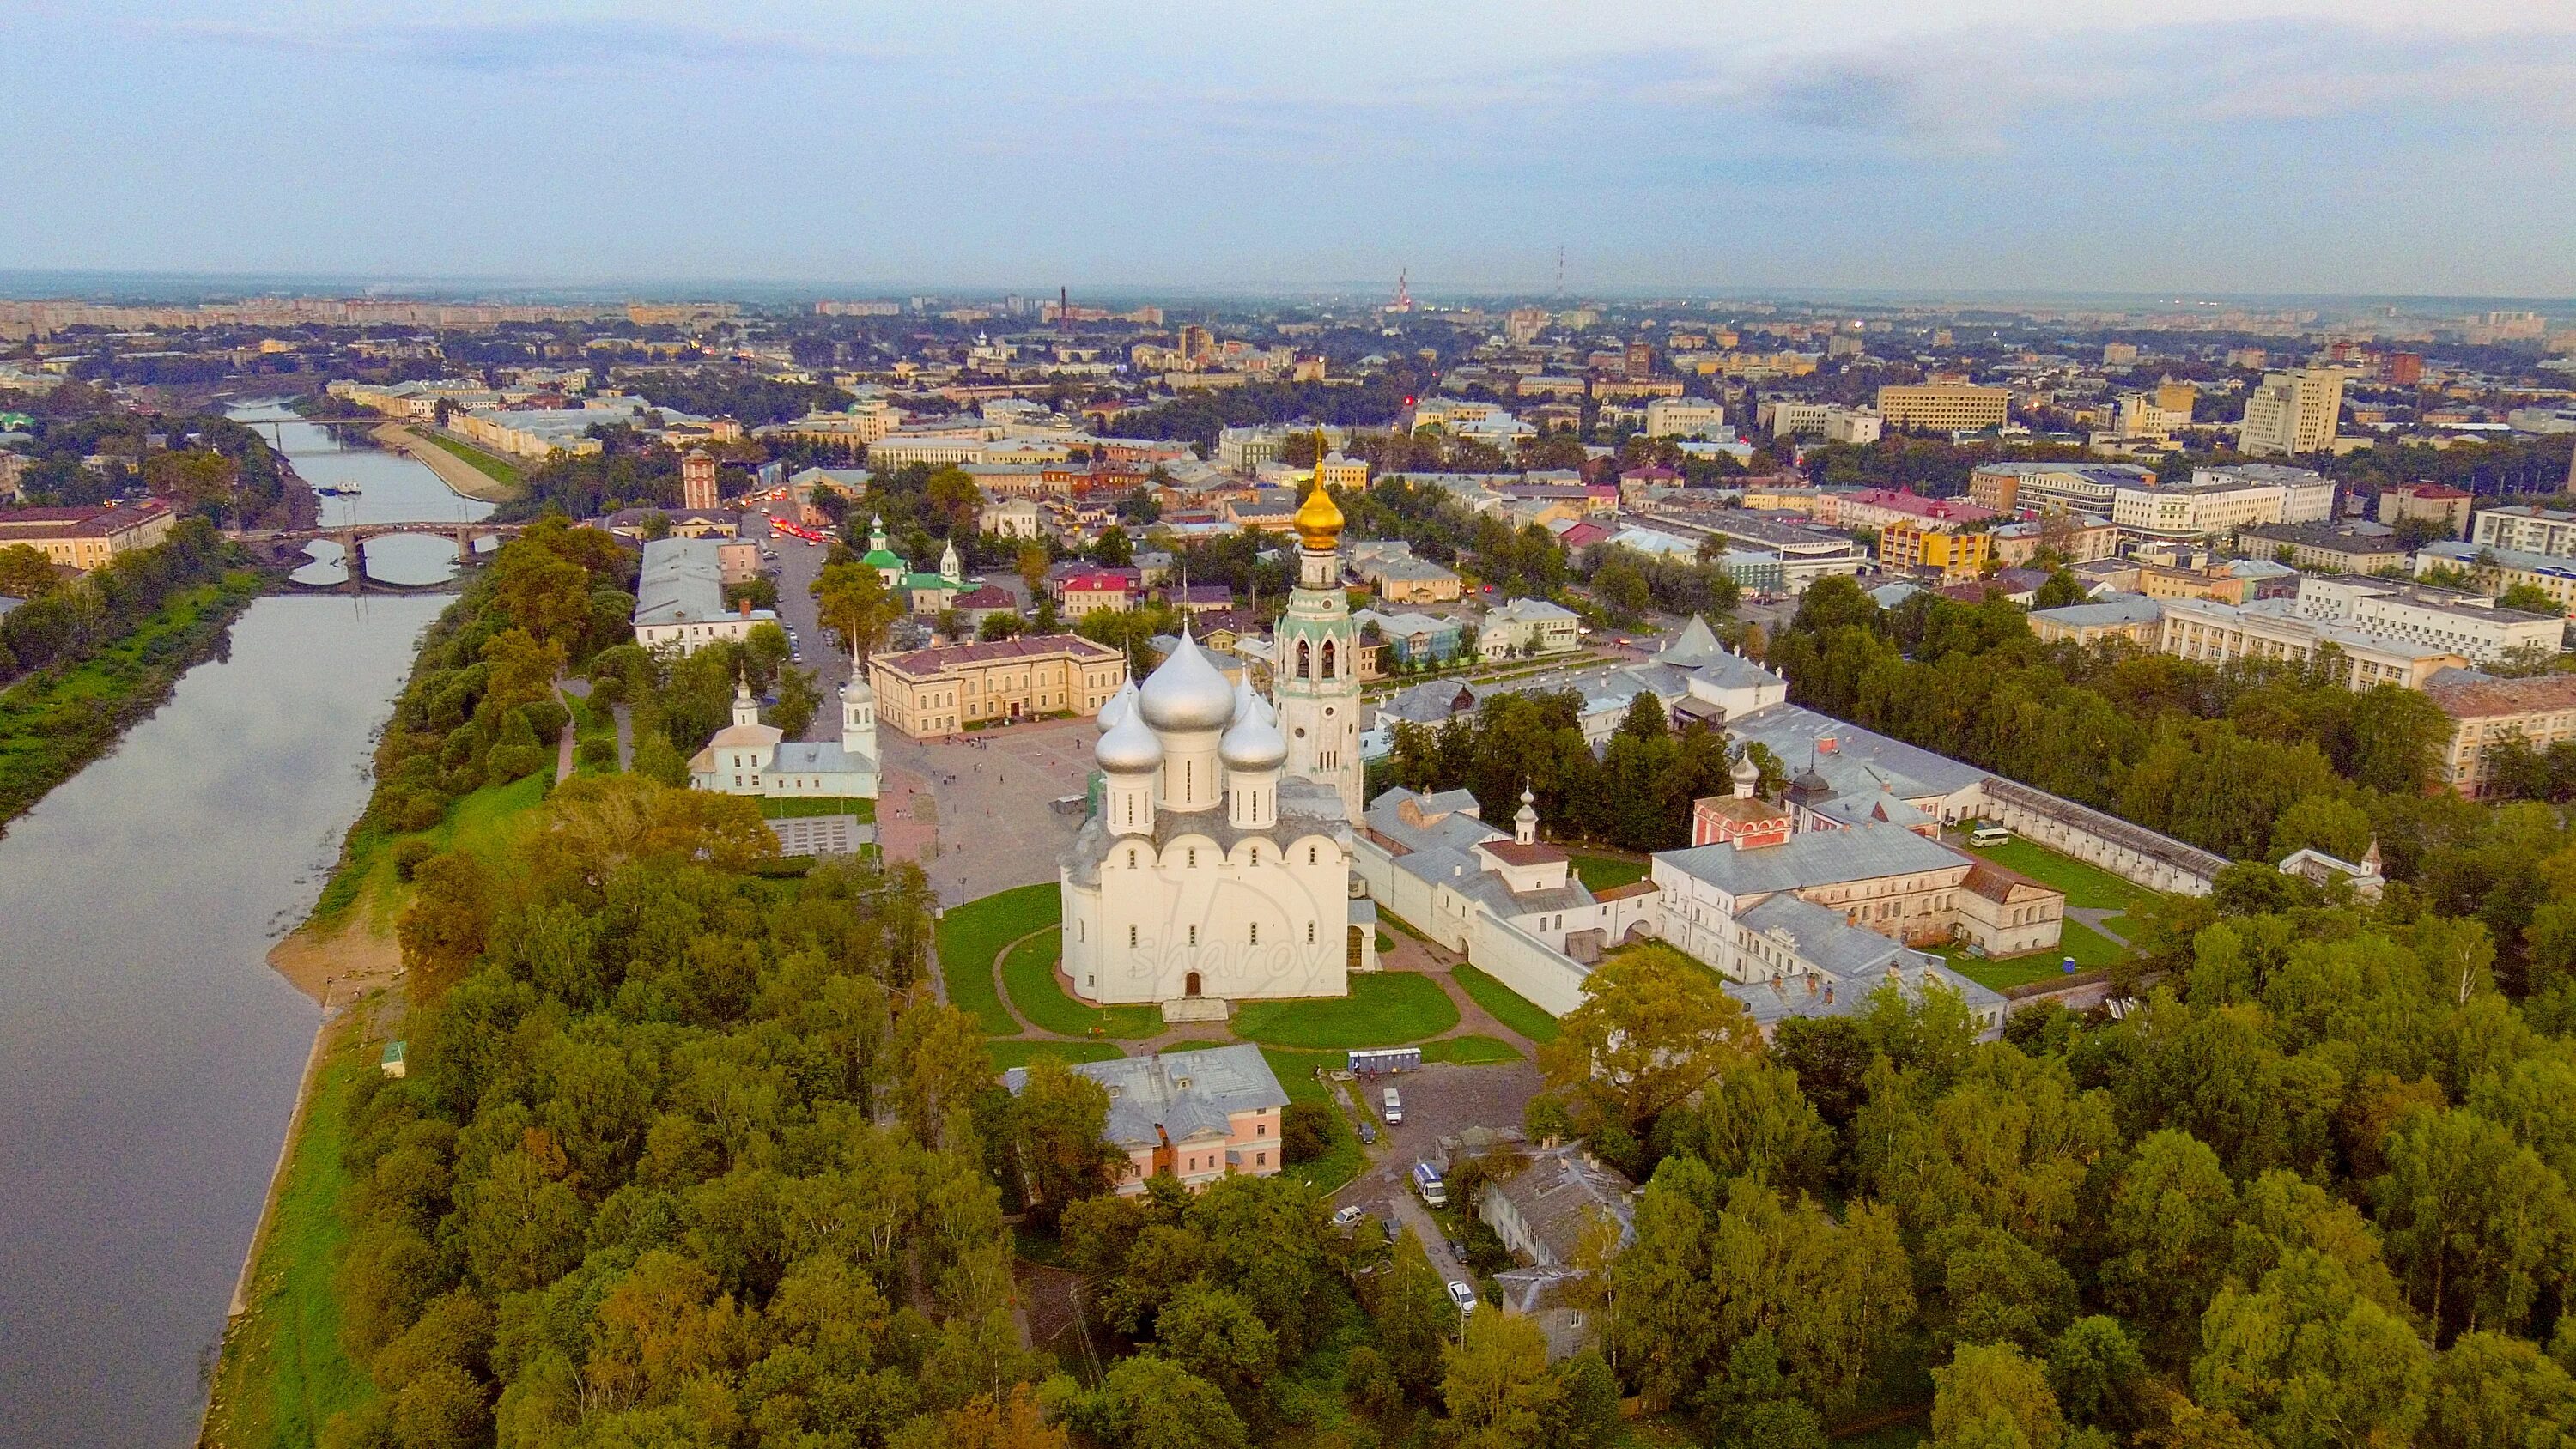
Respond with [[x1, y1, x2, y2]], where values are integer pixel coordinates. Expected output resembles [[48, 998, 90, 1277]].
[[1060, 476, 1377, 1018], [688, 663, 881, 800]]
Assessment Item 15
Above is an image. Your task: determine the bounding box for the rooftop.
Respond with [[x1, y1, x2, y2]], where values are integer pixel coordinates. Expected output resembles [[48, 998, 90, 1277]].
[[873, 633, 1121, 680], [2426, 673, 2576, 720], [1004, 1043, 1286, 1151]]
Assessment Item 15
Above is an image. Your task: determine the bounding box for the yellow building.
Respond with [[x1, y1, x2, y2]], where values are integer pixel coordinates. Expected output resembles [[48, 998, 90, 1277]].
[[867, 634, 1127, 739], [2239, 369, 2347, 458], [2155, 379, 2198, 419], [1879, 522, 1990, 582], [1316, 452, 1369, 491], [2136, 566, 2250, 605], [0, 500, 178, 571], [1877, 384, 2011, 433], [2426, 675, 2576, 796]]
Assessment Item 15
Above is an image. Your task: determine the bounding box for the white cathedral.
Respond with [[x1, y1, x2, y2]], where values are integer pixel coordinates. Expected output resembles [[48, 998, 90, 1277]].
[[1060, 476, 1376, 1017]]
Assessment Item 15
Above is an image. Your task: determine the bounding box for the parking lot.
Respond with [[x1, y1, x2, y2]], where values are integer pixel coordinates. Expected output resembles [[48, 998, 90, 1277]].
[[1328, 1058, 1542, 1289]]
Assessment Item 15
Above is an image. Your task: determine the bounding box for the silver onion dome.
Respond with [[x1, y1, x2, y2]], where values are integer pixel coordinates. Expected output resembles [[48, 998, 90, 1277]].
[[1097, 677, 1137, 732], [1137, 631, 1236, 731], [1220, 682, 1288, 770], [1095, 704, 1165, 773]]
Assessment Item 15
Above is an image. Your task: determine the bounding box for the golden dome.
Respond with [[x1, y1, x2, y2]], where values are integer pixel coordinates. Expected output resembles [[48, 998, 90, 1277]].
[[1294, 476, 1344, 550]]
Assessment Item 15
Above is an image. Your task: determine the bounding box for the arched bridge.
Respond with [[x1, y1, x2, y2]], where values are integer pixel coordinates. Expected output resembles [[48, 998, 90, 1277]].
[[231, 522, 529, 591]]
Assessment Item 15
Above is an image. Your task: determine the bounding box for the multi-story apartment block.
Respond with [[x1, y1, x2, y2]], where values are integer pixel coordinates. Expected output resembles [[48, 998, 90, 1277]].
[[2425, 675, 2576, 797], [2472, 506, 2576, 560], [2416, 541, 2576, 617], [1642, 398, 1727, 439], [1877, 384, 2011, 433], [2290, 575, 2563, 664], [1967, 462, 2157, 514], [867, 634, 1127, 739], [2238, 523, 2410, 575], [2239, 368, 2347, 457], [2156, 595, 2466, 689], [1880, 521, 1991, 583]]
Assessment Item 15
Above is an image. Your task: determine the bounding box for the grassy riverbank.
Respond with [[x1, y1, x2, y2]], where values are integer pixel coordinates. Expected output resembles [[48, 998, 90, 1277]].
[[405, 427, 526, 498], [200, 1007, 383, 1449], [0, 568, 266, 828]]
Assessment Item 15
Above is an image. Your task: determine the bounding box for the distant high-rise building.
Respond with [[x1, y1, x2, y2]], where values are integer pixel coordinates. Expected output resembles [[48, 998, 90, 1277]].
[[1625, 339, 1655, 377], [682, 449, 719, 511], [2103, 342, 2140, 366], [1877, 384, 2011, 433], [1180, 324, 1214, 362], [2386, 352, 2424, 386], [2155, 379, 2198, 419], [2239, 369, 2346, 458], [1504, 307, 1550, 346]]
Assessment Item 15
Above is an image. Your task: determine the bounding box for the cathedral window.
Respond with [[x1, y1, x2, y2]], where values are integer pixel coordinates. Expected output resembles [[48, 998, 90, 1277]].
[[1321, 640, 1336, 678], [1297, 639, 1311, 677]]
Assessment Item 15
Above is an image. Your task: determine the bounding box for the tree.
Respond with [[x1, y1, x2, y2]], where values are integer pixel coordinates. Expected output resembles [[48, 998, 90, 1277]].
[[0, 543, 55, 599], [1012, 1057, 1119, 1223], [1439, 1307, 1560, 1449], [978, 611, 1025, 641], [894, 1003, 994, 1149], [1093, 526, 1133, 567], [2424, 1331, 2576, 1449], [890, 1385, 1068, 1449], [1365, 1228, 1457, 1397], [1152, 1283, 1277, 1416], [1057, 1355, 1247, 1449], [1931, 1342, 2068, 1449], [1536, 942, 1759, 1145], [2373, 1107, 2576, 1343], [2191, 1248, 2432, 1448], [771, 664, 823, 738], [2499, 582, 2559, 616], [2048, 1317, 2148, 1434], [813, 558, 902, 660], [2032, 569, 2086, 609], [2101, 1130, 2240, 1363], [1017, 541, 1051, 600], [398, 852, 497, 999]]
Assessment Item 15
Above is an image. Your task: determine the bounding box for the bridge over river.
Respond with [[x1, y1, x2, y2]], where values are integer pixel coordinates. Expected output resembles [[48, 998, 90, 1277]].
[[230, 522, 528, 591]]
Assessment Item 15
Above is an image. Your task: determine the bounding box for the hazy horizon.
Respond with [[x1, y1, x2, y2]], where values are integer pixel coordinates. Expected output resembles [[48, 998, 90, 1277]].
[[8, 1, 2574, 297]]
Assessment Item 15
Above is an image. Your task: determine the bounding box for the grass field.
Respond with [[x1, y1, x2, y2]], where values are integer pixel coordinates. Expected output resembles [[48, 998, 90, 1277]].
[[1000, 927, 1163, 1039], [310, 767, 553, 931], [935, 883, 1059, 1035], [1231, 971, 1461, 1048], [987, 1039, 1126, 1070], [1450, 963, 1562, 1043], [417, 429, 525, 489], [759, 795, 877, 821], [1257, 1046, 1368, 1192], [1419, 1034, 1522, 1064], [199, 1011, 376, 1449], [1946, 918, 2133, 992], [1965, 836, 2149, 912], [1571, 854, 1648, 891]]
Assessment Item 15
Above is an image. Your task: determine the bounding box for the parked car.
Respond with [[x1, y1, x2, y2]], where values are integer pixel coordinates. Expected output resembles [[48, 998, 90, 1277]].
[[1332, 1204, 1365, 1228], [1447, 1280, 1479, 1313], [1357, 1120, 1376, 1145], [1382, 1087, 1402, 1125]]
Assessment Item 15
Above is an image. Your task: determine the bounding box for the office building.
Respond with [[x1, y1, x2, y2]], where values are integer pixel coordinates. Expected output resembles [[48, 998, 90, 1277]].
[[1967, 462, 2157, 514], [2377, 484, 2474, 537], [1877, 384, 2011, 433], [1880, 522, 1990, 583], [2155, 595, 2467, 689], [2290, 575, 2564, 664], [2238, 523, 2409, 574], [2416, 542, 2576, 617], [0, 500, 176, 571], [868, 634, 1127, 738], [2239, 369, 2347, 457], [632, 537, 777, 655]]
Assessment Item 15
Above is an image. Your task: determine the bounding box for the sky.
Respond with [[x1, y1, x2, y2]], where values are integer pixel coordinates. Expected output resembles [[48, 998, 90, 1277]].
[[4, 0, 2574, 299]]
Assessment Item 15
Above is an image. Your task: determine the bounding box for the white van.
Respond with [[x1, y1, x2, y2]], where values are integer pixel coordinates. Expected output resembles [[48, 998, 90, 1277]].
[[1382, 1087, 1403, 1125], [1413, 1161, 1447, 1207], [1969, 824, 2011, 847]]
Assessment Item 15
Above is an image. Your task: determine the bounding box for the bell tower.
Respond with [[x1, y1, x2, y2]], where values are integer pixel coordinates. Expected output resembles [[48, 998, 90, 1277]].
[[1273, 433, 1364, 821]]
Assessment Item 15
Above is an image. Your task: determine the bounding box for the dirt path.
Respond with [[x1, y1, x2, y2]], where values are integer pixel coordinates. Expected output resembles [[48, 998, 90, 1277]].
[[265, 918, 403, 1006], [368, 422, 520, 505]]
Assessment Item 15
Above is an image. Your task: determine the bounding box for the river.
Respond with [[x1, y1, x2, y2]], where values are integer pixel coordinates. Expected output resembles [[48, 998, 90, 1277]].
[[0, 403, 477, 1446], [225, 399, 497, 588]]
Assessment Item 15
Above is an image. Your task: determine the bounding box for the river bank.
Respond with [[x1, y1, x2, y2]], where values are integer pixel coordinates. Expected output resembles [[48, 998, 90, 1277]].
[[0, 566, 268, 829], [366, 422, 525, 505]]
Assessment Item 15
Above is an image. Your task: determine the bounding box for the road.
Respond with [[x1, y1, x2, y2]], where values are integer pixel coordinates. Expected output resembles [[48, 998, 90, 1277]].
[[1325, 1060, 1543, 1294]]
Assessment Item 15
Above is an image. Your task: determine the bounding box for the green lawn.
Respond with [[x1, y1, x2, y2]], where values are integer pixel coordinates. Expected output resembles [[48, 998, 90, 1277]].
[[418, 429, 525, 488], [1945, 919, 2133, 992], [1000, 927, 1163, 1039], [311, 767, 552, 932], [759, 795, 877, 821], [1451, 962, 1562, 1043], [201, 1011, 376, 1449], [1255, 1046, 1369, 1192], [1965, 836, 2149, 912], [1230, 971, 1461, 1048], [987, 1039, 1125, 1070], [1571, 853, 1648, 891], [1419, 1034, 1522, 1064], [935, 883, 1060, 1035]]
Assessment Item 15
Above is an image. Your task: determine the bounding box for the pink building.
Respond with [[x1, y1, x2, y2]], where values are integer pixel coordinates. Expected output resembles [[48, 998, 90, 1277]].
[[1820, 487, 1999, 533], [1004, 1044, 1289, 1196]]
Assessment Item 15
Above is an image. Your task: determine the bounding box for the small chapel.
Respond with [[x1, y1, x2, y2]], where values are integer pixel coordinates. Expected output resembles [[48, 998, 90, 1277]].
[[688, 664, 881, 800], [1060, 474, 1377, 1018]]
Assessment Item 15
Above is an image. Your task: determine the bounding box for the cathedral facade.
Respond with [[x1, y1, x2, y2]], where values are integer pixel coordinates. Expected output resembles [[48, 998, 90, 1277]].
[[1060, 476, 1370, 1015]]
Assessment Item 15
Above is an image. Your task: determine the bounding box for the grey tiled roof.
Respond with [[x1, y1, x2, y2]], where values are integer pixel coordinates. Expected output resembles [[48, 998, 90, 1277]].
[[1657, 820, 1970, 896], [1005, 1043, 1287, 1150]]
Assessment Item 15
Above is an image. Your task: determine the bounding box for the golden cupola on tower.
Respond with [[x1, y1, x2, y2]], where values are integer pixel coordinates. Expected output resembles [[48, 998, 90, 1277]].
[[1294, 432, 1344, 549]]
